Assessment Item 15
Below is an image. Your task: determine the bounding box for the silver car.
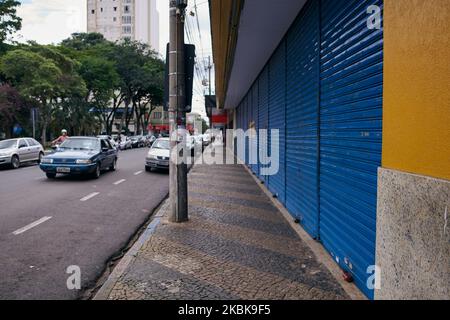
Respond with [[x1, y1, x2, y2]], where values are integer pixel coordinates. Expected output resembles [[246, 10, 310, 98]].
[[0, 138, 44, 169]]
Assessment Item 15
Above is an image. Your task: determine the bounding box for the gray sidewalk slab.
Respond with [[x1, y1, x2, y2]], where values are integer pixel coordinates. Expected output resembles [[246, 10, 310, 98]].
[[94, 146, 352, 300]]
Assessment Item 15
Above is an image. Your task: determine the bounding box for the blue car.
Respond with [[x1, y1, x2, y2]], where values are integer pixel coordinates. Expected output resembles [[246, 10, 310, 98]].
[[40, 137, 118, 179]]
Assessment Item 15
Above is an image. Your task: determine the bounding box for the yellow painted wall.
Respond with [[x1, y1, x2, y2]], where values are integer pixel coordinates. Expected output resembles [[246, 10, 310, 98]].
[[383, 0, 450, 180]]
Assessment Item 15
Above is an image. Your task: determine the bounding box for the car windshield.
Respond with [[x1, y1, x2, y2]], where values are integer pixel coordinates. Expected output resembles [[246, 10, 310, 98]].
[[0, 140, 17, 149], [60, 138, 100, 151], [152, 140, 170, 150]]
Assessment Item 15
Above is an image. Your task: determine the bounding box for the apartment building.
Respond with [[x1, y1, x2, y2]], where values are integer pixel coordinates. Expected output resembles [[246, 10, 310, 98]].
[[87, 0, 159, 52]]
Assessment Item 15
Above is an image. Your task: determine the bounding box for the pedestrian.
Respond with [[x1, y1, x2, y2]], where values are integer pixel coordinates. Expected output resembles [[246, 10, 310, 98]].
[[52, 129, 69, 146]]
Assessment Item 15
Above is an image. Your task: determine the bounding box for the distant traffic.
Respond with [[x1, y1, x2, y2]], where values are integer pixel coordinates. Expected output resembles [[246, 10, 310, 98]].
[[0, 132, 212, 180]]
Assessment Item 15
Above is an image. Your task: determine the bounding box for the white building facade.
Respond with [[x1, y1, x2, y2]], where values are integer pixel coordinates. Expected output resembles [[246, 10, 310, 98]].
[[87, 0, 159, 52]]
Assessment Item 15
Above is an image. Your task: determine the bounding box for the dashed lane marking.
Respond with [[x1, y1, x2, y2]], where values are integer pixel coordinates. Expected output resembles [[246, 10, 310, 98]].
[[80, 192, 100, 202], [113, 179, 126, 185], [12, 216, 53, 235]]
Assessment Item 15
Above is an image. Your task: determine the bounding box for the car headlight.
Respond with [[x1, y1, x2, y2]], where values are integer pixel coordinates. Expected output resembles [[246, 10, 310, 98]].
[[41, 158, 53, 164], [76, 159, 92, 164], [146, 155, 157, 160]]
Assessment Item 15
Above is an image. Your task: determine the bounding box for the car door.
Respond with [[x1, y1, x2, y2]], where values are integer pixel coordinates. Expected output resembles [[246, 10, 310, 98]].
[[26, 139, 40, 161], [105, 140, 116, 164], [100, 139, 110, 169], [17, 139, 31, 162]]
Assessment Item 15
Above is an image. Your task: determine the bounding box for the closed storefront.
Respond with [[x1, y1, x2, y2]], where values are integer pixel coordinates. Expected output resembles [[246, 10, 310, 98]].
[[267, 42, 286, 204], [233, 0, 383, 299], [250, 82, 259, 175], [258, 66, 269, 183], [286, 0, 320, 239], [319, 0, 383, 299]]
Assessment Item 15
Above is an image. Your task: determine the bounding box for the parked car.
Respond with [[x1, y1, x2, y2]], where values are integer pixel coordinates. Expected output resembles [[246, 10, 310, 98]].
[[97, 135, 118, 151], [40, 137, 118, 179], [145, 135, 156, 147], [193, 135, 203, 148], [117, 136, 132, 150], [130, 135, 145, 148], [0, 138, 44, 169], [145, 138, 170, 172], [202, 133, 211, 146]]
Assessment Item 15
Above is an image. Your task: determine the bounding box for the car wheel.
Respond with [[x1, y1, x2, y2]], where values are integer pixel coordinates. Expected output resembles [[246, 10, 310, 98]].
[[110, 158, 117, 171], [145, 166, 153, 172], [38, 152, 44, 164], [11, 155, 20, 169], [92, 163, 101, 179], [46, 173, 56, 179]]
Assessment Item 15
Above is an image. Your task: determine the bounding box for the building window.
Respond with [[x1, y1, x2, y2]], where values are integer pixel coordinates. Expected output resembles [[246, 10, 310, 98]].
[[122, 26, 132, 34], [124, 5, 130, 13], [153, 112, 162, 119], [91, 9, 95, 14], [114, 7, 117, 11], [113, 17, 117, 22], [122, 15, 132, 24]]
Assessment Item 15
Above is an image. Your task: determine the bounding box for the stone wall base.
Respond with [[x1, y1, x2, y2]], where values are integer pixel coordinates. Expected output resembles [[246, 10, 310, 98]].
[[375, 168, 450, 300]]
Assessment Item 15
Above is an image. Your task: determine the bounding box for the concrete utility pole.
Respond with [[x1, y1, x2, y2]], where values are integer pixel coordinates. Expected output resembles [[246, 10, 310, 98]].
[[169, 0, 188, 223]]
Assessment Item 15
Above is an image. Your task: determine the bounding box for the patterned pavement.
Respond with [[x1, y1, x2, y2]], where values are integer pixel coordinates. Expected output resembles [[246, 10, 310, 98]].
[[98, 147, 349, 300]]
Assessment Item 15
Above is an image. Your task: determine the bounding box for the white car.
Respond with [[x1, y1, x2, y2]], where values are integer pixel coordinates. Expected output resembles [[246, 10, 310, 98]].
[[145, 138, 170, 172], [193, 135, 203, 147], [202, 133, 211, 146], [118, 136, 132, 150], [0, 138, 44, 169], [97, 135, 118, 151]]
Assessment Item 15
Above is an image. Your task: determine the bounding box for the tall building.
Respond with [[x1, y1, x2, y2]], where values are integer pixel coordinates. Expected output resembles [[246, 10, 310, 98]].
[[87, 0, 159, 52]]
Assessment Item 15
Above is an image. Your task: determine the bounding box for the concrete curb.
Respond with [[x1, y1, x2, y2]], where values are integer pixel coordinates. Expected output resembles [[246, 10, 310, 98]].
[[93, 201, 167, 300], [93, 157, 201, 300]]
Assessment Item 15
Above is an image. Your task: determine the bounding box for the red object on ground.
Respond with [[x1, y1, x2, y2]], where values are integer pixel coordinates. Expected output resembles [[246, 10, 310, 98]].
[[343, 271, 354, 283]]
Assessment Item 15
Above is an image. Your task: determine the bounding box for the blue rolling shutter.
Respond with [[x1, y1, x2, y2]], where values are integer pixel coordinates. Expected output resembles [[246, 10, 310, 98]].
[[268, 41, 286, 204], [250, 83, 259, 174], [235, 105, 240, 156], [319, 0, 383, 299], [244, 94, 249, 165], [258, 66, 269, 183], [286, 0, 320, 239]]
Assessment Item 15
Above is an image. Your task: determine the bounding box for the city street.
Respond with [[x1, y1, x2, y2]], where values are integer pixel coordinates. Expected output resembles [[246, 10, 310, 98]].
[[0, 148, 169, 300]]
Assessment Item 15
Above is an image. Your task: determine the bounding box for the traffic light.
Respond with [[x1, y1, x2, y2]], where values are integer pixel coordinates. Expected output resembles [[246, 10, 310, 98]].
[[164, 43, 196, 113]]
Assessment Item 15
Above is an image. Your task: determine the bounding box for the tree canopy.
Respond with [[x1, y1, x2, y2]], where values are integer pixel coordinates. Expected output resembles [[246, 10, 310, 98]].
[[0, 0, 21, 45], [0, 31, 165, 143]]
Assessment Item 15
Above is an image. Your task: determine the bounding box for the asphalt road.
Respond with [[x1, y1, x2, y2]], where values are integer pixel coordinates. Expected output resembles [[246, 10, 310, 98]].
[[0, 147, 169, 300]]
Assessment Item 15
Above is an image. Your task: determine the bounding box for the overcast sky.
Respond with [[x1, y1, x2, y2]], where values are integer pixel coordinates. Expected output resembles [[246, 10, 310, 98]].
[[15, 0, 213, 118]]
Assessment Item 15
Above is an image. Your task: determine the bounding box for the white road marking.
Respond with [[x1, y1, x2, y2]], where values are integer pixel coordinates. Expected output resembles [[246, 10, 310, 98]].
[[134, 171, 143, 176], [13, 216, 52, 235], [113, 179, 126, 185], [80, 192, 100, 202]]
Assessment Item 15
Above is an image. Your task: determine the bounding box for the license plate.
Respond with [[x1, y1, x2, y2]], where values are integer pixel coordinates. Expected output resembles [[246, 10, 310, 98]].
[[57, 167, 70, 173]]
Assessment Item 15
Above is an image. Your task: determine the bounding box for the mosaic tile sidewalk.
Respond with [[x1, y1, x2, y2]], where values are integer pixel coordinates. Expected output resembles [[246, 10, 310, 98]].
[[94, 147, 349, 300]]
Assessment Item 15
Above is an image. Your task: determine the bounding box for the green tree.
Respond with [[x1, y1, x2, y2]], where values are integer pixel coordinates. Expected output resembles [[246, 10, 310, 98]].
[[0, 0, 21, 45], [60, 33, 122, 134], [78, 55, 119, 134], [0, 45, 87, 144], [133, 58, 164, 134], [107, 39, 163, 134], [0, 49, 62, 144], [0, 83, 26, 138], [60, 32, 107, 51]]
